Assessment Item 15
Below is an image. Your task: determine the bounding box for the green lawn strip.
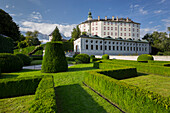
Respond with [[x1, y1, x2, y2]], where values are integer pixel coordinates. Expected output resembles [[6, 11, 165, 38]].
[[30, 60, 42, 65], [0, 95, 34, 113], [121, 73, 170, 97]]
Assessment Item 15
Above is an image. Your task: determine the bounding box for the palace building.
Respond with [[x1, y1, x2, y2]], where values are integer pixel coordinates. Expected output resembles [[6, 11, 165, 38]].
[[74, 12, 150, 55]]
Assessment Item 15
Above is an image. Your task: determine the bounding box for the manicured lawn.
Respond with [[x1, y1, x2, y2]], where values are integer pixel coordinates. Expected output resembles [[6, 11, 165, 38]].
[[0, 95, 35, 113], [121, 73, 170, 97]]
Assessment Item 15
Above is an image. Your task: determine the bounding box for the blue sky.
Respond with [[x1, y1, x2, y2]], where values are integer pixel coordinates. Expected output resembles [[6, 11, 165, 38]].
[[0, 0, 170, 38]]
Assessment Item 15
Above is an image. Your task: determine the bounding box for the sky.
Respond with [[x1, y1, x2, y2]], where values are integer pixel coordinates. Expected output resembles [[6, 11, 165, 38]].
[[0, 0, 170, 40]]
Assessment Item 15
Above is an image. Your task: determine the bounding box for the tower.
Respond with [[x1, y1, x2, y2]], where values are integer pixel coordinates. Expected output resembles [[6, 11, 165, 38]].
[[87, 11, 92, 20]]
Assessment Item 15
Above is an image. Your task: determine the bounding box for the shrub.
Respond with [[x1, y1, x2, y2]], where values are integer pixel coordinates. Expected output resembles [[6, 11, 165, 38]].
[[30, 55, 43, 60], [90, 55, 95, 59], [0, 35, 14, 53], [0, 53, 23, 72], [0, 76, 42, 98], [16, 54, 31, 66], [75, 54, 90, 63], [66, 57, 75, 61], [42, 42, 68, 73], [137, 54, 154, 62], [102, 54, 109, 59], [29, 76, 57, 112], [73, 53, 78, 58]]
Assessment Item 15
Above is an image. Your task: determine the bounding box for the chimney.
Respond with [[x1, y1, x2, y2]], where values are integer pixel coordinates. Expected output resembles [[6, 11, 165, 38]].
[[126, 17, 129, 22], [105, 16, 107, 20], [98, 16, 100, 21], [112, 16, 114, 20], [116, 16, 118, 21]]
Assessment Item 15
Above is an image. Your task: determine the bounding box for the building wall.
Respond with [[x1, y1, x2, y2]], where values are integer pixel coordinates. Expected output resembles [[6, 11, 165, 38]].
[[74, 37, 149, 55]]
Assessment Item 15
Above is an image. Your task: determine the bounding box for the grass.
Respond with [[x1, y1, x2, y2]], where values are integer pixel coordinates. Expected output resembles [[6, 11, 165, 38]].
[[30, 60, 42, 65], [0, 95, 35, 113], [1, 62, 170, 112], [121, 73, 170, 97]]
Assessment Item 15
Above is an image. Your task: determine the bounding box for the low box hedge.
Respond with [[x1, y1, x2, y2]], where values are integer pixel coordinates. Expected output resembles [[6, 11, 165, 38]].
[[29, 75, 57, 113], [84, 70, 170, 113], [0, 76, 42, 98]]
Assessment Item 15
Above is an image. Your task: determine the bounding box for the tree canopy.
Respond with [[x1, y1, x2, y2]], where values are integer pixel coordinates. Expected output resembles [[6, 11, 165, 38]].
[[0, 9, 20, 41], [51, 26, 62, 41], [71, 26, 81, 41]]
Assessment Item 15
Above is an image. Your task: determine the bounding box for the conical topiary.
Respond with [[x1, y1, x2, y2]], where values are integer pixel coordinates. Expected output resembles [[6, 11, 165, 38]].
[[41, 42, 68, 73]]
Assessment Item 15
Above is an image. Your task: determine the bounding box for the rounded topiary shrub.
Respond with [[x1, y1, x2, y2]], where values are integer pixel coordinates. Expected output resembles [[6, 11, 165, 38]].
[[102, 54, 109, 59], [75, 54, 90, 63], [90, 55, 95, 59], [16, 54, 31, 66], [0, 53, 23, 72], [42, 42, 68, 73], [73, 53, 78, 58], [137, 54, 154, 62], [0, 35, 14, 53]]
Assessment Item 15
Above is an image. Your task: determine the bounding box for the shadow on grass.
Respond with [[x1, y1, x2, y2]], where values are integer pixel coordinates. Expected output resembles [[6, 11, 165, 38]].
[[19, 69, 40, 72], [68, 66, 97, 72], [55, 84, 107, 113], [0, 74, 19, 79]]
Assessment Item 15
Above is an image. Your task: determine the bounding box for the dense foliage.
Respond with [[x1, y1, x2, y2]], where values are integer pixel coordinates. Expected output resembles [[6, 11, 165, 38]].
[[90, 55, 95, 59], [0, 9, 20, 41], [16, 54, 31, 66], [102, 54, 109, 59], [29, 76, 57, 112], [143, 31, 170, 55], [0, 76, 42, 98], [75, 54, 90, 63], [137, 54, 154, 62], [71, 25, 81, 41], [0, 53, 23, 72], [0, 35, 14, 53], [51, 26, 62, 41], [42, 42, 68, 73]]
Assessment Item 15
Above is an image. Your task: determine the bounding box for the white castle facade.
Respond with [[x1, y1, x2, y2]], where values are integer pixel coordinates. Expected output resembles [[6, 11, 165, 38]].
[[74, 12, 150, 55]]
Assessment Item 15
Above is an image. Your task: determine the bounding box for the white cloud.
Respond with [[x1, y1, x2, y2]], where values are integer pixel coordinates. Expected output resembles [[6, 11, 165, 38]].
[[134, 5, 139, 8], [10, 13, 16, 16], [154, 10, 162, 14], [161, 18, 170, 28], [149, 21, 153, 24], [159, 0, 166, 3], [29, 11, 42, 22], [19, 21, 76, 37], [5, 5, 9, 8], [140, 27, 158, 38], [139, 7, 148, 14]]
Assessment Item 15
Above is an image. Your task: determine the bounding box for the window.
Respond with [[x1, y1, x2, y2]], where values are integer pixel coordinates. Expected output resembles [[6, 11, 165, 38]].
[[121, 27, 122, 31], [134, 47, 135, 51], [108, 22, 109, 25], [139, 47, 141, 51], [137, 47, 138, 51], [115, 27, 117, 30], [116, 42, 119, 44], [112, 42, 115, 44], [133, 28, 134, 32], [84, 24, 85, 27], [137, 29, 139, 32], [96, 22, 98, 25], [100, 45, 102, 50], [120, 23, 122, 26], [124, 33, 126, 36], [124, 46, 126, 51], [104, 27, 106, 30], [113, 46, 115, 50], [92, 22, 94, 26], [111, 22, 113, 25], [137, 34, 139, 37], [129, 28, 131, 31], [96, 32, 98, 35], [115, 22, 117, 26], [104, 22, 106, 25], [105, 46, 107, 50], [127, 47, 129, 51], [111, 32, 113, 36], [108, 27, 109, 30], [133, 24, 134, 27], [91, 40, 93, 43], [96, 27, 98, 30], [107, 32, 109, 35], [130, 47, 132, 51], [120, 46, 122, 51], [133, 33, 135, 37], [84, 29, 85, 32], [117, 46, 119, 50], [129, 33, 131, 36], [115, 32, 117, 36], [104, 32, 106, 35], [86, 40, 88, 43], [145, 48, 147, 51], [92, 27, 94, 31], [124, 23, 126, 26], [86, 45, 88, 50], [109, 46, 111, 50], [129, 23, 130, 26], [105, 41, 107, 44], [109, 42, 111, 44], [124, 28, 126, 31], [100, 41, 102, 44], [91, 45, 93, 50], [121, 33, 122, 36], [96, 41, 98, 43], [111, 27, 113, 30], [96, 45, 98, 50], [92, 33, 94, 35]]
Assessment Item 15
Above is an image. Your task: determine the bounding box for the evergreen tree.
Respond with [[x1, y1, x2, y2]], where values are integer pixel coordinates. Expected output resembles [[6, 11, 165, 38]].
[[71, 25, 81, 41], [51, 26, 62, 41]]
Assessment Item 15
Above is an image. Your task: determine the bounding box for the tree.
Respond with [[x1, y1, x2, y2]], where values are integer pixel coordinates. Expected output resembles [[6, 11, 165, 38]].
[[0, 9, 20, 41], [82, 31, 87, 35], [168, 27, 170, 38], [71, 25, 81, 41], [25, 31, 41, 46], [51, 26, 62, 41]]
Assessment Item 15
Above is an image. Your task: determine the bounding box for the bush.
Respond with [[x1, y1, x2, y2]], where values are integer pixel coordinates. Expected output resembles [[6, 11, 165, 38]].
[[90, 55, 95, 59], [42, 42, 68, 73], [0, 76, 42, 98], [29, 76, 57, 112], [30, 55, 43, 60], [84, 68, 169, 113], [75, 54, 90, 63], [102, 54, 109, 59], [137, 54, 154, 62], [73, 53, 78, 58], [0, 53, 23, 72], [66, 57, 75, 61], [0, 35, 14, 53], [16, 54, 31, 66]]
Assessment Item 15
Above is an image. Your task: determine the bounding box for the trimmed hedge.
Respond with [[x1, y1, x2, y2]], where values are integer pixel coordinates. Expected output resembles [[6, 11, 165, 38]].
[[16, 54, 32, 66], [137, 54, 154, 62], [42, 42, 68, 73], [84, 69, 170, 113], [90, 55, 95, 59], [0, 53, 23, 72], [102, 54, 109, 59], [66, 57, 75, 61], [0, 35, 14, 53], [30, 55, 43, 60], [75, 54, 90, 63], [29, 76, 57, 113], [0, 76, 42, 98]]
